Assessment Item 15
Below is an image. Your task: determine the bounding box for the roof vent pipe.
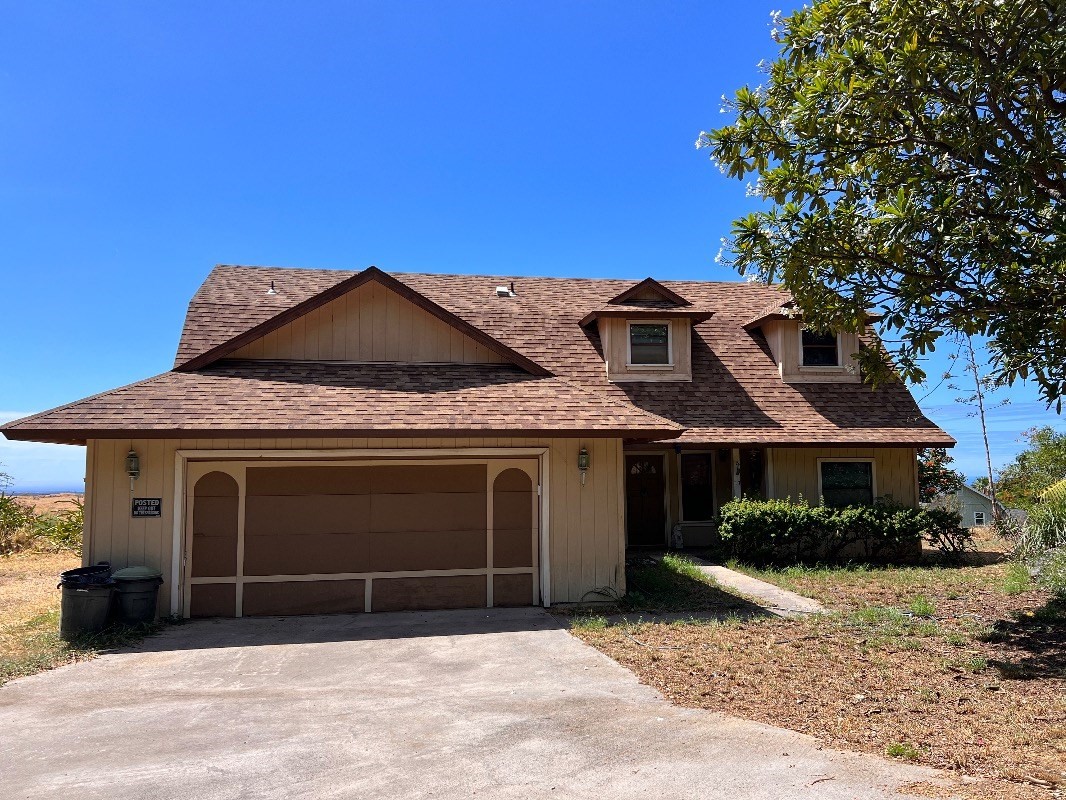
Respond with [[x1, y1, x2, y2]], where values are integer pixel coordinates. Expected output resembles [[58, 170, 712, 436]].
[[495, 283, 516, 298], [266, 280, 277, 295]]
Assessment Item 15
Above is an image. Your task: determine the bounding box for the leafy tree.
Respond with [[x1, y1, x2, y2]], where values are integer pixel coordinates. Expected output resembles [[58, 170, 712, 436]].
[[701, 0, 1066, 406], [992, 426, 1066, 510], [917, 447, 964, 503]]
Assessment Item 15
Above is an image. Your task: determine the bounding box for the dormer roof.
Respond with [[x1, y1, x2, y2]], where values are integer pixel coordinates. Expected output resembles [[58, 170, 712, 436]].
[[606, 277, 692, 307]]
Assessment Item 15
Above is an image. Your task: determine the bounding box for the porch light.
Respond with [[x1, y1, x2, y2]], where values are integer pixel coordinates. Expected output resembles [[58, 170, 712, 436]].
[[578, 447, 590, 485], [125, 450, 140, 481]]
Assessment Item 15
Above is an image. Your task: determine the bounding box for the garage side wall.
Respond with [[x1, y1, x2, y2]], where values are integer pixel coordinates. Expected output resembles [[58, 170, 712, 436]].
[[83, 437, 625, 615]]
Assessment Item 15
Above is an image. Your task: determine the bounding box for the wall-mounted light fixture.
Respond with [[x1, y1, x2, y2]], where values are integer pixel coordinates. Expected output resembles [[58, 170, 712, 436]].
[[125, 449, 140, 492], [578, 446, 590, 486]]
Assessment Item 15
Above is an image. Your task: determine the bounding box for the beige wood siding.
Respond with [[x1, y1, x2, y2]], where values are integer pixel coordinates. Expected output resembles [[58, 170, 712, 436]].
[[230, 280, 506, 363], [768, 447, 918, 506], [83, 436, 625, 615], [601, 318, 693, 382], [761, 320, 861, 384]]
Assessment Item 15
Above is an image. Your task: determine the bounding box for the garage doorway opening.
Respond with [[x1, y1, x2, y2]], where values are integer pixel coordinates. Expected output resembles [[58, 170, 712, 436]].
[[177, 452, 546, 618]]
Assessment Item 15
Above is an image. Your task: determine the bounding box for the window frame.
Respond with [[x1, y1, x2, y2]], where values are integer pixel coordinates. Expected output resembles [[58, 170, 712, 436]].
[[626, 320, 673, 369], [678, 451, 717, 523], [816, 457, 876, 507], [799, 328, 842, 369], [973, 511, 986, 526]]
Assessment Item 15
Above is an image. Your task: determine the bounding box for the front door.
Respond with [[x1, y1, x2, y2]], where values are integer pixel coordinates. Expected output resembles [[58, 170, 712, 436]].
[[625, 454, 666, 546]]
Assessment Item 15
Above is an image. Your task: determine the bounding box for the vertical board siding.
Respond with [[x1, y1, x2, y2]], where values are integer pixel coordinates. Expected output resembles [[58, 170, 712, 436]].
[[767, 447, 917, 506], [229, 282, 506, 364], [85, 436, 625, 615]]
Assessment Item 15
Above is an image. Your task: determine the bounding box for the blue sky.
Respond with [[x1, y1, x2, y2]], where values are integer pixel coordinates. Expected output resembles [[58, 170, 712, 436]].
[[1, 1, 1062, 492]]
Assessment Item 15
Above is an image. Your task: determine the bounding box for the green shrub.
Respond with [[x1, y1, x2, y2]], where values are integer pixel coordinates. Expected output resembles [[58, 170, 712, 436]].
[[716, 497, 968, 565], [0, 493, 37, 556], [31, 499, 84, 555]]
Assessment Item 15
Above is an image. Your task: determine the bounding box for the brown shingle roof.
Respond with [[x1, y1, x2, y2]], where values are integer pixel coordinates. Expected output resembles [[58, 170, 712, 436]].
[[5, 264, 954, 447], [1, 362, 683, 445]]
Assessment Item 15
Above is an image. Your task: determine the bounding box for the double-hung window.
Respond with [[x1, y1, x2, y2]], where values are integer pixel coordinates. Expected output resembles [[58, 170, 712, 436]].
[[819, 460, 874, 507], [801, 329, 839, 367], [628, 322, 671, 365], [973, 511, 985, 526]]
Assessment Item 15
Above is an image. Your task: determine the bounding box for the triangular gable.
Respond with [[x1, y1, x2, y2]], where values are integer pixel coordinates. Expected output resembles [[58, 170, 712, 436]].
[[606, 277, 691, 306], [176, 266, 551, 376]]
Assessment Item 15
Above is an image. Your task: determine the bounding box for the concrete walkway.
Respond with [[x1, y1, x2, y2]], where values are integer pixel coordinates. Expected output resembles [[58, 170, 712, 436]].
[[0, 608, 944, 799], [690, 560, 826, 618]]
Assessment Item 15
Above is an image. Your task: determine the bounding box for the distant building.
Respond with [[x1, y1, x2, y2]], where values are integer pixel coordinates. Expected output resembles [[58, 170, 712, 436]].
[[929, 484, 1008, 529]]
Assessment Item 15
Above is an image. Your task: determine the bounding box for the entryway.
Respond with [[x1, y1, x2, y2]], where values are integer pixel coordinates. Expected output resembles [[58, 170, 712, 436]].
[[625, 454, 666, 546]]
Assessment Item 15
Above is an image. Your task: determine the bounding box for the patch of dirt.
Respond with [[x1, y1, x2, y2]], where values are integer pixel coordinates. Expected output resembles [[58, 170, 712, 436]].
[[574, 563, 1065, 800], [14, 493, 82, 516]]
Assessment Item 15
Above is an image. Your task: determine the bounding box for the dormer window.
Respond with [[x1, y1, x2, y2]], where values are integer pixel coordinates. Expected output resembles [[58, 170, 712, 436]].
[[801, 330, 839, 367], [628, 322, 671, 366]]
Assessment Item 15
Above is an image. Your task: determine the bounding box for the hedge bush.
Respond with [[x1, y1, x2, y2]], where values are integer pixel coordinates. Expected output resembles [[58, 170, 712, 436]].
[[716, 497, 968, 565]]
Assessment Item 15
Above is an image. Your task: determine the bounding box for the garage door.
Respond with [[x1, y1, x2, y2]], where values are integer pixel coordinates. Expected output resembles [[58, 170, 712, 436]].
[[183, 458, 539, 617]]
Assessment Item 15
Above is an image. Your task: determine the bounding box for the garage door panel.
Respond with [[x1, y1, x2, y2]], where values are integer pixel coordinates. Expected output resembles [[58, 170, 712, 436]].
[[370, 529, 486, 572], [493, 574, 534, 607], [190, 583, 236, 617], [245, 494, 371, 537], [493, 528, 534, 568], [370, 492, 486, 533], [370, 464, 485, 494], [247, 466, 372, 496], [244, 532, 371, 576], [372, 575, 486, 611], [191, 535, 238, 577], [243, 580, 365, 616], [193, 496, 240, 537]]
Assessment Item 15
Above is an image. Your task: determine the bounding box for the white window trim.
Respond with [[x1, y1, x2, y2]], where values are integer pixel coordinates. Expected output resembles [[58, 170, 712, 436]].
[[799, 328, 843, 370], [816, 457, 877, 505], [627, 319, 673, 368], [973, 511, 986, 526], [677, 449, 718, 523]]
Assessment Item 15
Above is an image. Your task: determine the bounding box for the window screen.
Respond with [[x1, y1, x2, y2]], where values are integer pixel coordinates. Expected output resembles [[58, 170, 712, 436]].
[[629, 323, 670, 365], [680, 454, 715, 521], [802, 330, 838, 366], [820, 461, 873, 507]]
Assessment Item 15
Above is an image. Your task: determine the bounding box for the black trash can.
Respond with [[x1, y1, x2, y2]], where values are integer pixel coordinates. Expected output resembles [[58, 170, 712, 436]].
[[59, 563, 114, 640], [111, 566, 163, 623]]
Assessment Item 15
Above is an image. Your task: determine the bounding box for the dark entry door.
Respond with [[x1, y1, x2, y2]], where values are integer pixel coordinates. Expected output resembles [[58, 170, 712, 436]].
[[625, 455, 666, 546]]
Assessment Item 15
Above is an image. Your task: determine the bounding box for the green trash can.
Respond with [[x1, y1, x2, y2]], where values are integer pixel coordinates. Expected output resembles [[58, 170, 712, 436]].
[[112, 566, 164, 624], [59, 583, 114, 640]]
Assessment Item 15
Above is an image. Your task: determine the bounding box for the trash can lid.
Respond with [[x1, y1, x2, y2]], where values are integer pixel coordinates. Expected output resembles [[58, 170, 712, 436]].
[[112, 566, 163, 580]]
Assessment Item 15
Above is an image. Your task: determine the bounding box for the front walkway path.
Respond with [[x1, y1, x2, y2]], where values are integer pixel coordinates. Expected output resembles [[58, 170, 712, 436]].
[[689, 560, 826, 618]]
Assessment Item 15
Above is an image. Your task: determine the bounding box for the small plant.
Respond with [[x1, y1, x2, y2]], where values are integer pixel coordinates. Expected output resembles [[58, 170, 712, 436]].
[[886, 742, 921, 760], [0, 492, 37, 555], [909, 595, 935, 618], [1002, 562, 1032, 595], [570, 615, 608, 631]]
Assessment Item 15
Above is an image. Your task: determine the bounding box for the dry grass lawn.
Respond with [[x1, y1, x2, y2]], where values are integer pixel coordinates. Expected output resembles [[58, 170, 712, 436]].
[[0, 549, 157, 686], [572, 553, 1065, 800], [14, 492, 83, 516]]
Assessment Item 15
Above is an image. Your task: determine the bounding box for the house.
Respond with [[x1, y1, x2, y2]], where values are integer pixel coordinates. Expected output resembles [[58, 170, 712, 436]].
[[1, 265, 953, 617], [930, 484, 1006, 528]]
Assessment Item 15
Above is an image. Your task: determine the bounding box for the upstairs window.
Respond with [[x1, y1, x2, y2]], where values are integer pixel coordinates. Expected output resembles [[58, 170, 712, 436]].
[[820, 460, 874, 507], [801, 329, 838, 367], [628, 322, 671, 365]]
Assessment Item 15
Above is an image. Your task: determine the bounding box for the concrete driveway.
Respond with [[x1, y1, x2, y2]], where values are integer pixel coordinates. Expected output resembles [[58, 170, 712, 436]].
[[0, 608, 947, 799]]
